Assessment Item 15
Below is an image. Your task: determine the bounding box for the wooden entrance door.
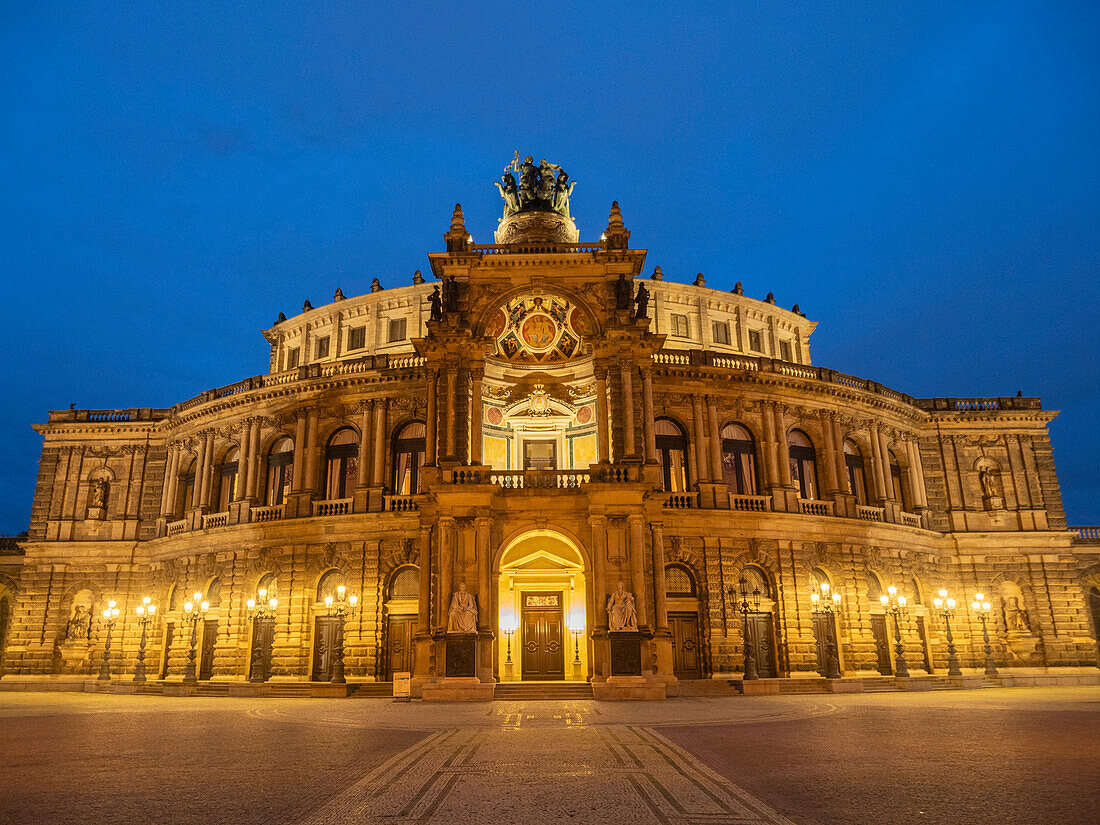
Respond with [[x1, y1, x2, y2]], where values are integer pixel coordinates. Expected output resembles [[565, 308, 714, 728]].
[[249, 617, 275, 681], [312, 616, 341, 681], [160, 622, 174, 679], [387, 615, 416, 678], [198, 619, 218, 680], [812, 612, 833, 676], [670, 612, 702, 678], [871, 614, 893, 674], [521, 592, 564, 680], [745, 612, 777, 678], [916, 616, 933, 672]]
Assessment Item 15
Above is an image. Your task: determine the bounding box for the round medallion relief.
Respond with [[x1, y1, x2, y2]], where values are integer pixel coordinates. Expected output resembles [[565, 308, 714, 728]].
[[575, 405, 593, 425], [520, 313, 557, 351], [485, 406, 504, 426]]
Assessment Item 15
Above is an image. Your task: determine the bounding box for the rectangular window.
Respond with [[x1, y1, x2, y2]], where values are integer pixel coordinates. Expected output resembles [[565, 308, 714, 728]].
[[779, 340, 792, 362], [286, 347, 300, 369], [748, 330, 764, 353], [347, 325, 366, 351], [713, 321, 730, 345], [671, 313, 689, 338], [388, 317, 407, 343], [315, 336, 330, 360]]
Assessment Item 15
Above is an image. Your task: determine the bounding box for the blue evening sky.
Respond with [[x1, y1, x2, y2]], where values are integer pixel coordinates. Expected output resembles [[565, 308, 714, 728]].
[[1, 2, 1097, 532]]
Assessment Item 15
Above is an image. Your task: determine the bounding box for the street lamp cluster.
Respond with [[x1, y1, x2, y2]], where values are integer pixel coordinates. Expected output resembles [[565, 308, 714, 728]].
[[730, 576, 763, 681], [323, 585, 358, 685], [246, 588, 278, 684], [810, 582, 842, 679], [182, 592, 210, 684], [133, 596, 158, 683]]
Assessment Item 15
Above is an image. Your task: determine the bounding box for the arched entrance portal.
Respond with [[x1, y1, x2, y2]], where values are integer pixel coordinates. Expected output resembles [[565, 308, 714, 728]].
[[497, 531, 588, 682]]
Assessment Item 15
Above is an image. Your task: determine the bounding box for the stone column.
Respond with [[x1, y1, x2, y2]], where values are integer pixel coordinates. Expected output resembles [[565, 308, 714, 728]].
[[628, 515, 648, 628], [620, 363, 636, 457], [475, 517, 492, 631], [417, 525, 432, 634], [761, 403, 779, 487], [160, 445, 178, 516], [651, 523, 668, 632], [356, 402, 372, 489], [879, 428, 895, 499], [707, 396, 723, 482], [906, 438, 927, 509], [166, 445, 181, 515], [372, 399, 387, 486], [236, 420, 252, 501], [246, 419, 261, 499], [820, 413, 841, 495], [437, 517, 455, 628], [470, 368, 484, 465], [198, 432, 215, 508], [868, 423, 888, 502], [691, 395, 709, 485], [589, 516, 609, 629], [291, 411, 307, 493], [641, 368, 657, 463], [595, 368, 610, 463], [425, 370, 438, 466], [303, 409, 319, 494], [832, 418, 848, 492], [445, 367, 457, 460], [775, 404, 793, 487]]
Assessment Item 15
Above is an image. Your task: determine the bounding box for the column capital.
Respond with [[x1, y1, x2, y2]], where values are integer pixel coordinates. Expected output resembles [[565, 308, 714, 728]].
[[438, 515, 456, 527], [626, 513, 646, 527], [473, 515, 494, 530], [587, 514, 608, 529]]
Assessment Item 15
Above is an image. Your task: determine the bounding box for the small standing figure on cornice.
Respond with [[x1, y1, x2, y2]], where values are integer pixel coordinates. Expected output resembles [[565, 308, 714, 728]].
[[428, 285, 443, 322], [553, 170, 576, 218], [494, 172, 521, 218], [634, 282, 650, 319], [614, 274, 633, 311], [515, 155, 538, 207]]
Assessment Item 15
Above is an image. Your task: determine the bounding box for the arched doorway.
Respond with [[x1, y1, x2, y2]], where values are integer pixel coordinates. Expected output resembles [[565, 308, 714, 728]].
[[497, 531, 587, 682], [1088, 586, 1100, 663]]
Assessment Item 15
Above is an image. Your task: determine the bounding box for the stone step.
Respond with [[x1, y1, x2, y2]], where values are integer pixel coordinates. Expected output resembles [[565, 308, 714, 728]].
[[494, 681, 594, 700], [350, 682, 393, 698]]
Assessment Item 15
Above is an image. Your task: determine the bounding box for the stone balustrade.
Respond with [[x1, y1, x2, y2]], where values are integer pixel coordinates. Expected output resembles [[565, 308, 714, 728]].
[[166, 519, 187, 537], [250, 504, 284, 523], [201, 511, 229, 530], [729, 494, 771, 512], [799, 498, 834, 517], [664, 493, 698, 509], [1072, 526, 1100, 542], [385, 495, 420, 512], [857, 505, 885, 522], [312, 498, 352, 517], [900, 512, 922, 528], [489, 470, 591, 490]]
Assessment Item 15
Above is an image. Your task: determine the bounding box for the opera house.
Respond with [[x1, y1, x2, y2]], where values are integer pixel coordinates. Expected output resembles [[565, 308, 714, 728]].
[[2, 156, 1098, 698]]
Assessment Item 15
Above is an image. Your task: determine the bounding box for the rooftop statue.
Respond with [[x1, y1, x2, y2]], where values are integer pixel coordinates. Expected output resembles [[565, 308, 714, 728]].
[[495, 151, 576, 220]]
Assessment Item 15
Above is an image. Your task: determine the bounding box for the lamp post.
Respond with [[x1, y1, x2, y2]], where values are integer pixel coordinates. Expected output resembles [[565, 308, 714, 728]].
[[501, 614, 518, 665], [570, 619, 583, 666], [133, 597, 157, 683], [810, 583, 843, 679], [97, 600, 120, 681], [182, 591, 209, 684], [246, 588, 278, 684], [323, 585, 357, 685], [972, 593, 998, 676], [729, 576, 762, 681], [879, 585, 910, 678], [932, 589, 962, 677]]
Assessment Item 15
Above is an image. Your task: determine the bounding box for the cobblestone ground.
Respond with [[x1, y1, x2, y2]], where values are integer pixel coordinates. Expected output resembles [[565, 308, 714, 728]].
[[1, 686, 1097, 824]]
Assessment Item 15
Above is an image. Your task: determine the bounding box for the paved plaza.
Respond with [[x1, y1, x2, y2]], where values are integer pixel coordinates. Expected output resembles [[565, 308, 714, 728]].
[[1, 687, 1097, 824]]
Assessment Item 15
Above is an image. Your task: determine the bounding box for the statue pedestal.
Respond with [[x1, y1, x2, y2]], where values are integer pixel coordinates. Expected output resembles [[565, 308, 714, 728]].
[[609, 632, 642, 677], [445, 633, 477, 678], [57, 641, 93, 673]]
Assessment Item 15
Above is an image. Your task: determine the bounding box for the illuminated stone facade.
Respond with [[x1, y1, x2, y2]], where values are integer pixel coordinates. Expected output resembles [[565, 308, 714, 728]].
[[3, 174, 1099, 697]]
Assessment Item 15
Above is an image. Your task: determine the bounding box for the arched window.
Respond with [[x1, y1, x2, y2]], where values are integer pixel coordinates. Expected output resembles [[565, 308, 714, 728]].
[[167, 583, 181, 612], [655, 418, 689, 493], [206, 577, 222, 607], [811, 567, 831, 591], [788, 429, 819, 500], [721, 423, 758, 495], [389, 566, 420, 601], [316, 569, 346, 602], [257, 573, 278, 600], [665, 564, 697, 597], [216, 447, 239, 511], [909, 577, 923, 605], [324, 428, 359, 499], [865, 571, 884, 602], [266, 437, 294, 506], [844, 440, 868, 504], [740, 564, 771, 601], [392, 422, 427, 495], [178, 458, 197, 514], [889, 450, 908, 509]]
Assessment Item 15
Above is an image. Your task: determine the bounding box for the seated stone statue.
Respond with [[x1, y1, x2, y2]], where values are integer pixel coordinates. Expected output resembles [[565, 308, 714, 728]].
[[66, 604, 92, 641], [447, 582, 478, 634], [606, 581, 638, 632]]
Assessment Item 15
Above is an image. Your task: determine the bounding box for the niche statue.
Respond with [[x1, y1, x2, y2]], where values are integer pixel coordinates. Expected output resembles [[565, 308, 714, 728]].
[[606, 581, 638, 632], [447, 582, 479, 634]]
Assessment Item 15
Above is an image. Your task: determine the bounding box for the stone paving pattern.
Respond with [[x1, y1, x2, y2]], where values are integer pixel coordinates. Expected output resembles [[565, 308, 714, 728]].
[[1, 687, 1098, 824]]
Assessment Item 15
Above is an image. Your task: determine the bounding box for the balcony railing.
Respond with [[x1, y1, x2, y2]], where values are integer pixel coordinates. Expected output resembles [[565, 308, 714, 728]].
[[201, 511, 230, 530], [385, 495, 420, 512], [166, 519, 187, 537], [1072, 526, 1100, 542], [250, 504, 284, 523], [729, 494, 771, 512], [799, 498, 834, 517], [900, 512, 922, 528], [857, 505, 885, 522], [312, 498, 352, 517], [490, 470, 591, 490], [664, 493, 698, 509]]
